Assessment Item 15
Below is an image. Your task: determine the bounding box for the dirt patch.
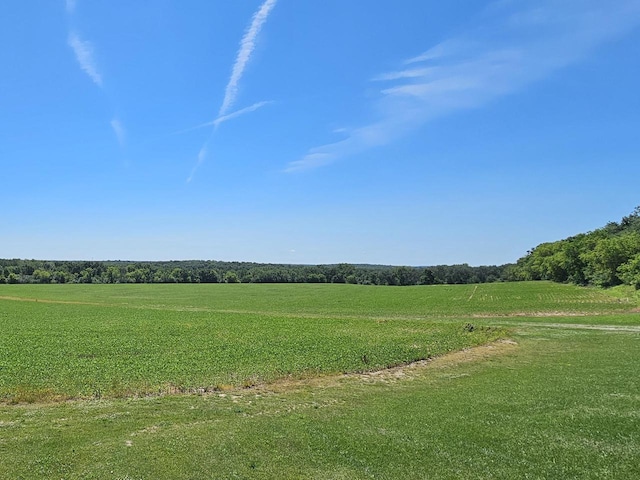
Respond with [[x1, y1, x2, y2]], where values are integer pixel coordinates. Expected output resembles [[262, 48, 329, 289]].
[[508, 323, 640, 333], [249, 339, 520, 394], [0, 296, 104, 307], [467, 285, 479, 301]]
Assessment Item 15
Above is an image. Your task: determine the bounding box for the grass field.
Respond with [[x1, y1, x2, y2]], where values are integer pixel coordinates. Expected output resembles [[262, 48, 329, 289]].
[[1, 282, 639, 478]]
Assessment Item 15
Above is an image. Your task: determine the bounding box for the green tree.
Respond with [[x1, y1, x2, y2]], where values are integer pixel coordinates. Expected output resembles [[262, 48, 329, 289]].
[[52, 271, 72, 284], [582, 233, 640, 286], [224, 271, 240, 283], [104, 266, 123, 284], [170, 268, 190, 283], [198, 269, 220, 283], [126, 269, 149, 284], [33, 269, 52, 284], [78, 268, 95, 284], [329, 264, 355, 283], [618, 253, 640, 289], [392, 266, 420, 286]]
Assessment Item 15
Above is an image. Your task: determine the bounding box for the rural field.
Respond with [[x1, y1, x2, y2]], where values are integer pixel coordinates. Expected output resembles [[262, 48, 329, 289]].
[[1, 281, 639, 478]]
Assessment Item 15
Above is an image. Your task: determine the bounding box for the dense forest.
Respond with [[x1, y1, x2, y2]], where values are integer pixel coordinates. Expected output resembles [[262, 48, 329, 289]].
[[0, 259, 508, 286], [2, 207, 638, 288], [509, 207, 640, 288]]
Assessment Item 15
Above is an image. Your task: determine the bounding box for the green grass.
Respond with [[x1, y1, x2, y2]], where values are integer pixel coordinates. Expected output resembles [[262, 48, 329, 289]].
[[0, 282, 638, 478], [1, 325, 638, 478], [0, 289, 503, 403]]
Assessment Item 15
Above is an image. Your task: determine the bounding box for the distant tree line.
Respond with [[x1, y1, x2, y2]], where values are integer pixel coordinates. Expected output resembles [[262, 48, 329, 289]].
[[507, 206, 640, 289], [0, 259, 511, 286], [5, 208, 637, 288]]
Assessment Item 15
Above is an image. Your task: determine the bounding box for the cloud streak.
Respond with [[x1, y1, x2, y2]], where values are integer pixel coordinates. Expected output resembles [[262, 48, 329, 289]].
[[175, 101, 274, 135], [285, 0, 640, 173], [68, 31, 102, 87], [218, 0, 277, 118], [110, 118, 126, 147], [65, 4, 128, 152], [187, 0, 277, 182], [187, 146, 208, 183], [215, 100, 274, 128], [66, 0, 77, 14]]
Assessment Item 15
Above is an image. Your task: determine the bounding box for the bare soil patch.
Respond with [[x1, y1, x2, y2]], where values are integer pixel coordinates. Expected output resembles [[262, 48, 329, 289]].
[[249, 339, 520, 395]]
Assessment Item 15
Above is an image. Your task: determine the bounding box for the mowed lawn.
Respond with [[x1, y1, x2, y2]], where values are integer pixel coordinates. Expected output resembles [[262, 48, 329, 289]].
[[0, 282, 639, 478]]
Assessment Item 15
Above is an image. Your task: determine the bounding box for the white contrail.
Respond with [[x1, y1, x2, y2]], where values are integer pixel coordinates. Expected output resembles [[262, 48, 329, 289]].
[[68, 31, 102, 87], [214, 100, 273, 128], [187, 1, 277, 183], [175, 101, 274, 135], [187, 146, 208, 183], [218, 0, 277, 118]]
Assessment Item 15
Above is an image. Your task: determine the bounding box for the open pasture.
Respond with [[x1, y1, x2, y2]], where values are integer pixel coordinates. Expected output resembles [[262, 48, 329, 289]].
[[0, 281, 639, 478]]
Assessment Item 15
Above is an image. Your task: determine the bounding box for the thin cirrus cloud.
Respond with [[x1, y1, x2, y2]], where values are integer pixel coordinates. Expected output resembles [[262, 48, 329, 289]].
[[187, 0, 277, 182], [67, 31, 102, 87], [110, 118, 126, 147], [66, 3, 128, 152], [65, 0, 77, 14], [284, 0, 640, 173]]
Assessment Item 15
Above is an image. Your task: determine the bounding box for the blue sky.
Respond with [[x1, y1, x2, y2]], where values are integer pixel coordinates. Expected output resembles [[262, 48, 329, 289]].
[[2, 0, 640, 265]]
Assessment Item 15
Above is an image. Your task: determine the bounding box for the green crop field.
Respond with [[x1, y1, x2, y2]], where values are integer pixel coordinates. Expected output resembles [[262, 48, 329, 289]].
[[0, 280, 636, 318], [1, 282, 639, 478]]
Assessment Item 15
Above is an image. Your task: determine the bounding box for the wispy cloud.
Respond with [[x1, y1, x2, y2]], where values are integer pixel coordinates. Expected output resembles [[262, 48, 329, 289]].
[[175, 101, 274, 135], [215, 100, 274, 128], [110, 118, 126, 147], [66, 5, 128, 151], [66, 0, 77, 14], [68, 31, 102, 87], [218, 0, 277, 118], [285, 0, 640, 173], [187, 0, 277, 183]]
